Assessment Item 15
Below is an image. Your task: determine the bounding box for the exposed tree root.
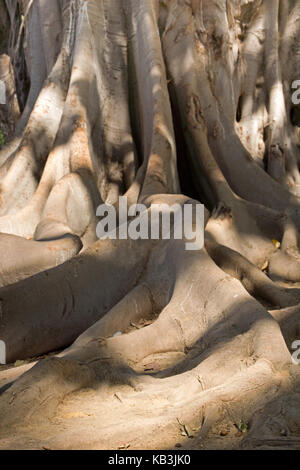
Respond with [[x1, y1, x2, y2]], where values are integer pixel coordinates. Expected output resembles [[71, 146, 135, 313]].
[[1, 0, 300, 450]]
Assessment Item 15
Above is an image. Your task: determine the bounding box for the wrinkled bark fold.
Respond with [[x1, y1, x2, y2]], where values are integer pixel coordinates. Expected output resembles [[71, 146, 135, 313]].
[[1, 0, 300, 450]]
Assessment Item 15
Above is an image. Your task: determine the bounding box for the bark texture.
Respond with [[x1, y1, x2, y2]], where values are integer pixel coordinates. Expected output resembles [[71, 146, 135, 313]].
[[1, 0, 300, 450]]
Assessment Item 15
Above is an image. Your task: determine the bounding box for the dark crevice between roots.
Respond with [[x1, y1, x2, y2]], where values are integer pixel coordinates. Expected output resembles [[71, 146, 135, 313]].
[[290, 105, 300, 128], [168, 83, 216, 209], [236, 94, 243, 123], [0, 382, 12, 397], [13, 47, 30, 113], [1, 1, 30, 112], [127, 41, 143, 169]]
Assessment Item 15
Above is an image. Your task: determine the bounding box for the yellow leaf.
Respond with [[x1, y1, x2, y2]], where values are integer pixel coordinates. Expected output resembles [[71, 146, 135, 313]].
[[272, 239, 281, 249]]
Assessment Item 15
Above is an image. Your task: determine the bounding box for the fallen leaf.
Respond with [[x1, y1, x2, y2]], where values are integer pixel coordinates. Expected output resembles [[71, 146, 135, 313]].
[[272, 239, 281, 249], [192, 426, 202, 432], [177, 418, 194, 438], [236, 419, 248, 433], [118, 443, 130, 450]]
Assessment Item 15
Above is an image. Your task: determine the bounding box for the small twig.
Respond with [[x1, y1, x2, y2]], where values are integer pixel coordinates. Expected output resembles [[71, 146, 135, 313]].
[[114, 393, 123, 403]]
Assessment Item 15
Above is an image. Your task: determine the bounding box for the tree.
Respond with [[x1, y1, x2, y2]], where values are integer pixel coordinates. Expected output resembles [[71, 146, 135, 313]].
[[0, 0, 300, 450]]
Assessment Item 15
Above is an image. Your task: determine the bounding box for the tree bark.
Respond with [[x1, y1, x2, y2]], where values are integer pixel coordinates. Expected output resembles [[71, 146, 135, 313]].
[[1, 0, 300, 450]]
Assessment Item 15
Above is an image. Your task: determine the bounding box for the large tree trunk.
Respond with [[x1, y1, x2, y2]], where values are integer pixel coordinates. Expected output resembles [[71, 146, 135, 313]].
[[1, 0, 300, 450]]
